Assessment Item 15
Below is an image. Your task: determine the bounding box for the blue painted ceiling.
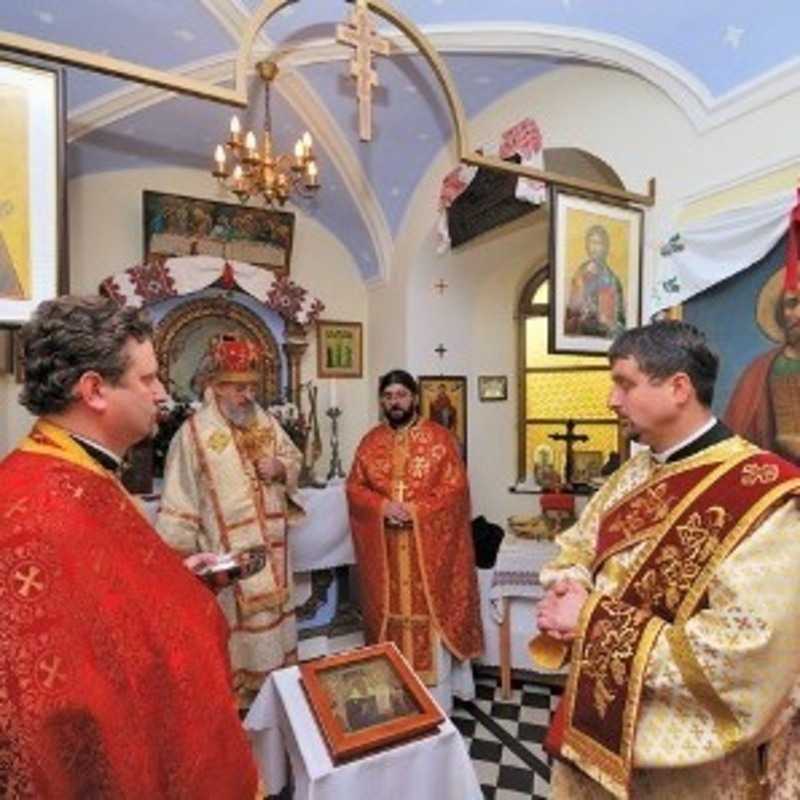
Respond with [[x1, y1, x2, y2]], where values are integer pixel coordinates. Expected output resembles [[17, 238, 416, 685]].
[[1, 0, 797, 281]]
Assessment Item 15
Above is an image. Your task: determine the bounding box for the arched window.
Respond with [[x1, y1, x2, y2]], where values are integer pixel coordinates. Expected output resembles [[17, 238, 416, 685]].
[[517, 267, 622, 483]]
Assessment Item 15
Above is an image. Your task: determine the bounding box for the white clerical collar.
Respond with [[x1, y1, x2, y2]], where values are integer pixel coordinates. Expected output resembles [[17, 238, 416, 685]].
[[651, 417, 717, 464], [70, 433, 124, 469]]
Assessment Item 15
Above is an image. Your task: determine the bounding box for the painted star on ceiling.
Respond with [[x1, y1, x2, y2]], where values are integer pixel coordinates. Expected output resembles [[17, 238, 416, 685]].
[[723, 25, 745, 49]]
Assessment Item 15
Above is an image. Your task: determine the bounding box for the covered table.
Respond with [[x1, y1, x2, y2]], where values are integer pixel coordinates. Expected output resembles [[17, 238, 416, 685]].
[[291, 480, 354, 571], [483, 533, 560, 697], [244, 665, 482, 800]]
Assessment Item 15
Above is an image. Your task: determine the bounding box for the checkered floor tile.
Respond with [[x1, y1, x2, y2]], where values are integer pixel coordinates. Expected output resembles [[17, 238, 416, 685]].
[[451, 671, 562, 800]]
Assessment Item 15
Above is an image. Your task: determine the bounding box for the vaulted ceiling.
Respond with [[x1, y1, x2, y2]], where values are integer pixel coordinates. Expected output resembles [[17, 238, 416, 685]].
[[2, 0, 797, 282]]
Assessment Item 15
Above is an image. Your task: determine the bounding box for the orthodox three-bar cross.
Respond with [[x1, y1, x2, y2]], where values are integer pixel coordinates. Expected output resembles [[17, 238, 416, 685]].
[[336, 0, 390, 141], [548, 419, 589, 488]]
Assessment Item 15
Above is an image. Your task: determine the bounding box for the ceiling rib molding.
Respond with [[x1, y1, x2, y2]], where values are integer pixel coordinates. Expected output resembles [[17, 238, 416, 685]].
[[277, 22, 800, 134], [198, 0, 251, 43], [68, 55, 392, 283], [0, 28, 246, 107], [67, 0, 392, 284], [278, 69, 393, 284]]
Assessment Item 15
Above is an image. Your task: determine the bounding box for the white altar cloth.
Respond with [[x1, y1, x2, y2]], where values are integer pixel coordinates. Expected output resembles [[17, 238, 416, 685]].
[[136, 480, 355, 571], [291, 480, 354, 571], [244, 665, 482, 800]]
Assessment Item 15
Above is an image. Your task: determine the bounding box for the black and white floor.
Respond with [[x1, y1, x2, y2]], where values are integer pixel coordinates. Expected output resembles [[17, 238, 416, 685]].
[[452, 670, 562, 800]]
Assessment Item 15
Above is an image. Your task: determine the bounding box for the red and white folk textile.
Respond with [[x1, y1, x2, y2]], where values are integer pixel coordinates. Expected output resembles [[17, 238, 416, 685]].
[[0, 420, 258, 799], [99, 254, 324, 326], [156, 393, 303, 706], [346, 418, 483, 684], [436, 117, 546, 253]]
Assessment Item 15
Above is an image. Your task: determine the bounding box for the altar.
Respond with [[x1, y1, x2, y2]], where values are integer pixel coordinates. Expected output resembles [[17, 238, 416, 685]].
[[245, 666, 482, 800]]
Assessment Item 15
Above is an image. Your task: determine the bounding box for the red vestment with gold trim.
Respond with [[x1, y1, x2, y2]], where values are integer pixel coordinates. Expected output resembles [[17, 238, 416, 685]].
[[346, 419, 483, 680], [0, 422, 258, 798]]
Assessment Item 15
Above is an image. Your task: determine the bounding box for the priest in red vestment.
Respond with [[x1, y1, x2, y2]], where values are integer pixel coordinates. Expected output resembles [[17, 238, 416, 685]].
[[346, 369, 483, 713], [0, 296, 258, 798]]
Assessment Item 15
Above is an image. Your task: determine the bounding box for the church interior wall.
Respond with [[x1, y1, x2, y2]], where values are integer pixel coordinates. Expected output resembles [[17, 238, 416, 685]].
[[0, 166, 370, 470], [376, 62, 800, 527], [2, 57, 799, 494]]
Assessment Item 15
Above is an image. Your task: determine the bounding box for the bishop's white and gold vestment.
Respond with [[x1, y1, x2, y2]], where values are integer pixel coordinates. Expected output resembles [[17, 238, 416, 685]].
[[156, 394, 303, 705], [540, 434, 800, 800]]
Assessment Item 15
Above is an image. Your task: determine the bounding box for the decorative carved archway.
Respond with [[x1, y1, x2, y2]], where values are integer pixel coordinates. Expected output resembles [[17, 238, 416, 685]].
[[154, 295, 281, 406]]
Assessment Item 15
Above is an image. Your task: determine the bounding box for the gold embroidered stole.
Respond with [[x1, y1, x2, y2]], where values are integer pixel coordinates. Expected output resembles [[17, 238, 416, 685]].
[[19, 420, 152, 525], [552, 448, 800, 798], [384, 424, 438, 684], [187, 414, 288, 616]]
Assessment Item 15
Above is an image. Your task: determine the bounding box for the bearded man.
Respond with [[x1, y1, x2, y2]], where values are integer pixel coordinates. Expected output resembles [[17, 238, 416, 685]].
[[725, 267, 800, 463], [156, 332, 303, 708], [346, 369, 483, 713]]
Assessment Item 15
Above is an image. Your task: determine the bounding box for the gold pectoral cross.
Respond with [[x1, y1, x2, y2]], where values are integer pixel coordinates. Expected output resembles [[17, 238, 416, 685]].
[[336, 0, 390, 141]]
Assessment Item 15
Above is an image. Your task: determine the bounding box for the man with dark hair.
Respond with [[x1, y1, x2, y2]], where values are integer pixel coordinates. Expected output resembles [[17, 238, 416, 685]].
[[0, 296, 258, 798], [346, 369, 483, 713], [533, 319, 800, 799]]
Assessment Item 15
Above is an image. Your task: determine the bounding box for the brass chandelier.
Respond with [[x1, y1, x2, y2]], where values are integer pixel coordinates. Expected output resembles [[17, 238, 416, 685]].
[[212, 60, 319, 207]]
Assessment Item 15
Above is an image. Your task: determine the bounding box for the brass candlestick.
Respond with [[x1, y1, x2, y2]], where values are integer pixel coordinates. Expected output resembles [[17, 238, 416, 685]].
[[326, 406, 346, 481]]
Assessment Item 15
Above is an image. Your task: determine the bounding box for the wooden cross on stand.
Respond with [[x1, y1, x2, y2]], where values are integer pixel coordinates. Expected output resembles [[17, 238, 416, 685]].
[[336, 0, 390, 141], [548, 419, 589, 488]]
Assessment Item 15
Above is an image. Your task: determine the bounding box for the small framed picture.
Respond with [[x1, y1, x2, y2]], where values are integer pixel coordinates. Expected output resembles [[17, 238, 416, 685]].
[[299, 642, 443, 763], [571, 450, 604, 484], [316, 320, 363, 379], [418, 375, 467, 461], [478, 375, 508, 402], [550, 188, 643, 354]]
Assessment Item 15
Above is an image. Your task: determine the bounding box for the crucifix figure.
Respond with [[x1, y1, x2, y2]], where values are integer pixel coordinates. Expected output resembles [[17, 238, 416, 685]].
[[433, 279, 449, 295], [548, 419, 589, 488], [336, 0, 390, 141]]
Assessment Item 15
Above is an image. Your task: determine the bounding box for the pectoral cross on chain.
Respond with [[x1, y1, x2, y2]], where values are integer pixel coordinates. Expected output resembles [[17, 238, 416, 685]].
[[336, 0, 390, 141]]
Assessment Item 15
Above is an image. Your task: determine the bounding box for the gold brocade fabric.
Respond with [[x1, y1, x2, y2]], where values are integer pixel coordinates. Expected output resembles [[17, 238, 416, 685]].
[[346, 418, 483, 683], [385, 526, 437, 684], [542, 437, 800, 799], [155, 396, 303, 705]]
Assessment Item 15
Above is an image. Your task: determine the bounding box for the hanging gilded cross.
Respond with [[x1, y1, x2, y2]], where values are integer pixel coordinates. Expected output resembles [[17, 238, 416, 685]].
[[336, 0, 390, 141]]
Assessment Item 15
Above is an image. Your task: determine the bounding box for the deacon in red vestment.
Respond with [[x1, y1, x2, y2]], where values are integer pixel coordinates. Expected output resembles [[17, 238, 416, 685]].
[[347, 370, 483, 713], [0, 296, 258, 798]]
